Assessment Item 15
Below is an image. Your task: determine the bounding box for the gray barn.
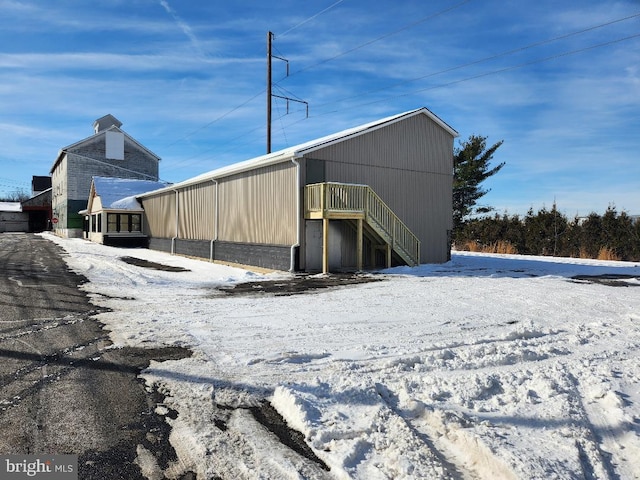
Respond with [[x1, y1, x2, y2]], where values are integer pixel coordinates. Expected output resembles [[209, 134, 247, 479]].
[[138, 108, 458, 272], [50, 114, 161, 238]]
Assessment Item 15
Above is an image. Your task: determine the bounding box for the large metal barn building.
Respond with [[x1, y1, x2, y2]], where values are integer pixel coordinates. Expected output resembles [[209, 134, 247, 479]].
[[137, 108, 458, 273]]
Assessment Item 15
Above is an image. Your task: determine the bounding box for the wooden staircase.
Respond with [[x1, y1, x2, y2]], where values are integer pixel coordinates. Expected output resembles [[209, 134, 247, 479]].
[[305, 182, 420, 271]]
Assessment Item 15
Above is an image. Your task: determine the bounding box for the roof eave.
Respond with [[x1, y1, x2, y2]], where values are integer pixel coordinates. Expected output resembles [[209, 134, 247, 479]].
[[294, 108, 458, 158], [136, 151, 292, 199], [51, 126, 161, 173], [137, 107, 457, 199]]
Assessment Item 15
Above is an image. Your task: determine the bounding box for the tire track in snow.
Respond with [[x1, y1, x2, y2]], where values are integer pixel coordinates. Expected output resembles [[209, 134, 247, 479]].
[[563, 371, 617, 480], [337, 314, 635, 479], [571, 362, 640, 480], [375, 383, 517, 480], [350, 324, 571, 378]]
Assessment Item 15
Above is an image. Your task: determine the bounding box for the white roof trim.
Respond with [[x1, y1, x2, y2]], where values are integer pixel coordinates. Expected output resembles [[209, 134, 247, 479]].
[[137, 107, 458, 198], [293, 107, 458, 156]]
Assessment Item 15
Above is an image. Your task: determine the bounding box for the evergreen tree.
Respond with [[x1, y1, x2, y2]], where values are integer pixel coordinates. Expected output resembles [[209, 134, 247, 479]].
[[580, 213, 603, 259], [453, 135, 505, 232], [600, 207, 635, 260], [523, 204, 568, 256], [632, 218, 640, 260], [451, 205, 640, 261], [561, 216, 583, 258]]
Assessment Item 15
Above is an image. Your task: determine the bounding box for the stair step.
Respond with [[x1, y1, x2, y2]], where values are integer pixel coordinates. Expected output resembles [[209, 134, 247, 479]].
[[305, 182, 420, 268]]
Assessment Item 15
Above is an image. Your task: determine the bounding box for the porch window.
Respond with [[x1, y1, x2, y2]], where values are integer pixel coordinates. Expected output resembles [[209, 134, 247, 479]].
[[130, 214, 141, 232], [107, 213, 118, 232], [106, 213, 142, 233]]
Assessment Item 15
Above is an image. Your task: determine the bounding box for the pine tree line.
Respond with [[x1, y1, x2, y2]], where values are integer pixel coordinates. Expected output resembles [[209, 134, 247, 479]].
[[454, 205, 640, 262]]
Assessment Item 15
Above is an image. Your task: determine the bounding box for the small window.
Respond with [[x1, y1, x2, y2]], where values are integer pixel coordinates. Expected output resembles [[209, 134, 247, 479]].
[[107, 213, 118, 232], [97, 213, 102, 233], [131, 214, 141, 232]]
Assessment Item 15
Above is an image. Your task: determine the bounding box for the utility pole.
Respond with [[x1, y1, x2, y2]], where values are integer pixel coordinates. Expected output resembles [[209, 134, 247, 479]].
[[266, 31, 308, 154], [267, 31, 273, 154]]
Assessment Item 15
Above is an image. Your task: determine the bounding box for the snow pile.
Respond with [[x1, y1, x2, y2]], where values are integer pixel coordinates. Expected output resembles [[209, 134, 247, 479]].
[[44, 233, 640, 479]]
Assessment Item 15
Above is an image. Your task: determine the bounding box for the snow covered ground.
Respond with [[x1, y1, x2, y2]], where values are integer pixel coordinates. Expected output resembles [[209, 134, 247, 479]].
[[43, 233, 640, 479]]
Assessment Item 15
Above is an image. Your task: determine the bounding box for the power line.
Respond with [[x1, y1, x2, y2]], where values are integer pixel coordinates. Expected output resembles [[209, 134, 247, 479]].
[[312, 12, 640, 110], [0, 177, 30, 187], [163, 89, 265, 149], [309, 32, 640, 115], [161, 1, 347, 152], [162, 1, 467, 155], [162, 108, 296, 173], [165, 0, 471, 152], [282, 0, 472, 80], [273, 95, 290, 147], [169, 30, 640, 166], [278, 0, 346, 38], [161, 5, 638, 167]]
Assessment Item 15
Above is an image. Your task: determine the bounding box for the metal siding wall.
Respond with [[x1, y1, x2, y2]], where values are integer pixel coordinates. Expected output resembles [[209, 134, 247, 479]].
[[217, 162, 297, 245], [311, 114, 454, 263], [141, 191, 176, 238], [177, 183, 216, 240]]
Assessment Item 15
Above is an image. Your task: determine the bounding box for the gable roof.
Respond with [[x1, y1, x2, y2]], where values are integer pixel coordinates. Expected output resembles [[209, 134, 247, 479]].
[[51, 125, 161, 173], [139, 107, 458, 196], [289, 107, 458, 156], [21, 188, 52, 208], [90, 177, 169, 210]]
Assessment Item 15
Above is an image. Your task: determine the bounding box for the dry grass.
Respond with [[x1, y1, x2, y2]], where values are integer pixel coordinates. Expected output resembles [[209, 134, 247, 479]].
[[460, 240, 518, 254], [596, 247, 621, 261], [493, 241, 518, 254], [457, 241, 622, 261], [463, 240, 482, 252]]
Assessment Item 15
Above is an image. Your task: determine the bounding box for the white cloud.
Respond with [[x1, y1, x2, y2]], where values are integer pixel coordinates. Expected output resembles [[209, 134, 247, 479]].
[[158, 0, 207, 57]]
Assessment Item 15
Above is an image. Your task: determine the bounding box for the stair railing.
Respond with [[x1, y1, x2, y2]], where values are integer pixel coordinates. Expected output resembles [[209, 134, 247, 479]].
[[305, 182, 420, 266]]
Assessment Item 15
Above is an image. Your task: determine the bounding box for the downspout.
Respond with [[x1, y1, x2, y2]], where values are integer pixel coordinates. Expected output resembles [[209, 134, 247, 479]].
[[290, 157, 301, 272], [210, 179, 218, 261], [171, 189, 179, 254]]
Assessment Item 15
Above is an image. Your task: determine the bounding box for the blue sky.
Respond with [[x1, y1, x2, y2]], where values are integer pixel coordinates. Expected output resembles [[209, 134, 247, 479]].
[[1, 0, 639, 217]]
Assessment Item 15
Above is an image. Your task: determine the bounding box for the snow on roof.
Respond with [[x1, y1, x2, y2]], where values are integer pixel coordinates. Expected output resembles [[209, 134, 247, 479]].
[[92, 177, 169, 210], [0, 202, 22, 212], [139, 107, 458, 197]]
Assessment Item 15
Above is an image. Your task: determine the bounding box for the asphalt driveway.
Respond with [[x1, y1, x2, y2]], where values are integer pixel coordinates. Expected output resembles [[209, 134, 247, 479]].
[[0, 233, 192, 479]]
